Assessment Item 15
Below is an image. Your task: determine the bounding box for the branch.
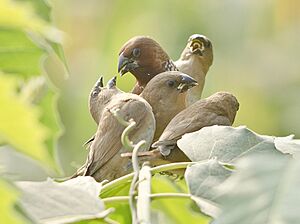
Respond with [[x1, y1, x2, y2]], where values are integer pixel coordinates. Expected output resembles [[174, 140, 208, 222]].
[[100, 162, 197, 196], [102, 193, 192, 204]]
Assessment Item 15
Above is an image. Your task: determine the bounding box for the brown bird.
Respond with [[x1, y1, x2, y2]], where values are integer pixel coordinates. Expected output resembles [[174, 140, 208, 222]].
[[175, 34, 213, 106], [132, 92, 239, 167], [74, 77, 156, 181], [118, 36, 178, 94], [140, 71, 197, 141], [84, 76, 121, 147]]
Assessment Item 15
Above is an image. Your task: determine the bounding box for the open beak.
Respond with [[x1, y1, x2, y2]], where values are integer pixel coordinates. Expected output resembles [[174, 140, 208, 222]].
[[118, 53, 139, 76], [91, 76, 104, 98], [107, 76, 117, 89], [189, 39, 204, 56], [177, 74, 198, 93]]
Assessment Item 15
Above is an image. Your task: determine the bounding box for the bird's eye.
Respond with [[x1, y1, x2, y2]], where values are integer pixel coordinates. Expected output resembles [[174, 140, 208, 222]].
[[167, 80, 175, 87], [132, 48, 141, 57]]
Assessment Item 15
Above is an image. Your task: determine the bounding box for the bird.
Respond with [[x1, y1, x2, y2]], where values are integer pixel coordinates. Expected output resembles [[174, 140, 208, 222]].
[[140, 71, 198, 141], [175, 34, 213, 106], [84, 76, 121, 147], [117, 36, 178, 94], [73, 77, 156, 181], [129, 92, 239, 168]]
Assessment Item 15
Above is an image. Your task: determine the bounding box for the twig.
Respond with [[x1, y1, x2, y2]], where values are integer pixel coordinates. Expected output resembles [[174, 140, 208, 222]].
[[137, 163, 151, 224], [102, 193, 192, 204], [100, 162, 197, 196]]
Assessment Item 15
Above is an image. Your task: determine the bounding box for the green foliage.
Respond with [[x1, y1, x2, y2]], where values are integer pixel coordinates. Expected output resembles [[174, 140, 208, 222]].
[[215, 153, 300, 224], [0, 179, 26, 224], [16, 177, 111, 223]]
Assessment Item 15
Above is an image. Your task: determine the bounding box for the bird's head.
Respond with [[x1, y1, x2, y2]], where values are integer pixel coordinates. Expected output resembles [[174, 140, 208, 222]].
[[142, 71, 198, 101], [89, 76, 121, 124], [180, 34, 213, 68], [118, 36, 172, 86]]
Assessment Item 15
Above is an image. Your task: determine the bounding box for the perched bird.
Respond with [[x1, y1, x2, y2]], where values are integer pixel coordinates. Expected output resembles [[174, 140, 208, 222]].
[[84, 76, 121, 147], [118, 36, 177, 94], [73, 77, 156, 181], [175, 34, 213, 106], [130, 92, 239, 167], [140, 71, 197, 141]]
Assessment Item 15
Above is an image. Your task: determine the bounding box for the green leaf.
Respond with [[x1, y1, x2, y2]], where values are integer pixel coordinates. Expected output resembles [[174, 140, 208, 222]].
[[177, 125, 282, 163], [0, 74, 51, 166], [151, 176, 210, 224], [0, 28, 44, 77], [0, 179, 26, 224], [214, 153, 299, 224], [185, 159, 232, 217], [274, 135, 300, 157], [0, 146, 49, 181], [16, 177, 112, 224]]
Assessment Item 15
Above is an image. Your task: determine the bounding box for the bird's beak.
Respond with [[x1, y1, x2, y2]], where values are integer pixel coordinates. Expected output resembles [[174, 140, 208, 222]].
[[107, 76, 117, 89], [118, 53, 139, 76], [91, 76, 104, 98], [177, 74, 198, 93]]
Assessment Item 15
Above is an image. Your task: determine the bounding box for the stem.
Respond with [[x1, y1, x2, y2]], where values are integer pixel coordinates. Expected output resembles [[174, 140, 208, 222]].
[[100, 162, 197, 196], [102, 193, 192, 203], [137, 163, 151, 224], [129, 141, 146, 224]]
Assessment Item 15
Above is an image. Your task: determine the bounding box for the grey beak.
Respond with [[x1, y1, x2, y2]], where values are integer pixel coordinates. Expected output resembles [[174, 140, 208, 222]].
[[91, 76, 103, 98], [107, 76, 117, 89], [181, 74, 197, 86], [118, 53, 130, 76]]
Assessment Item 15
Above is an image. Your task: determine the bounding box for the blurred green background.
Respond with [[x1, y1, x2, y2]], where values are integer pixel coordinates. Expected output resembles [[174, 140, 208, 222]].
[[49, 0, 300, 175]]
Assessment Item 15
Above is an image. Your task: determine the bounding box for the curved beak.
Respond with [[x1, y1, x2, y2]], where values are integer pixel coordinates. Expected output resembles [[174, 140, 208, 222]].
[[118, 53, 129, 76], [177, 74, 198, 92], [107, 76, 117, 89], [118, 53, 139, 76]]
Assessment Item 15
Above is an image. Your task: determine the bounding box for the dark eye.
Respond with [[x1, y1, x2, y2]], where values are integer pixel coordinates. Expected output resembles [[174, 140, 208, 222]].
[[167, 80, 175, 87], [132, 48, 141, 57]]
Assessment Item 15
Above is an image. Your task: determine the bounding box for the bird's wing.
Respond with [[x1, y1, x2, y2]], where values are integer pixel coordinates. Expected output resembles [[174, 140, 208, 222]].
[[84, 97, 152, 176]]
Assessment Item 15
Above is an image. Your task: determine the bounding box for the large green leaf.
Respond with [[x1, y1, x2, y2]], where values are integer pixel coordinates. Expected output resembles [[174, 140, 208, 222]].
[[16, 177, 112, 224], [0, 28, 44, 77], [274, 135, 300, 157], [0, 179, 26, 224], [214, 153, 300, 224], [185, 159, 232, 218], [151, 175, 210, 224], [0, 74, 51, 166], [177, 125, 282, 162], [0, 146, 49, 181]]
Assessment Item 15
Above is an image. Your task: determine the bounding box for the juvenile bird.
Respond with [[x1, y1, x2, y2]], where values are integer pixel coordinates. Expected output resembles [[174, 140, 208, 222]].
[[130, 92, 239, 166], [118, 36, 177, 94], [73, 77, 156, 181], [140, 71, 197, 141], [175, 34, 213, 106], [84, 76, 121, 147]]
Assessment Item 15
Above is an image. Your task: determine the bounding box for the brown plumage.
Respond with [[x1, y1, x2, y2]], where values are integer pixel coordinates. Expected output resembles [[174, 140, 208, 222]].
[[73, 77, 155, 181], [140, 71, 197, 141], [133, 92, 239, 167], [118, 36, 177, 94], [175, 34, 213, 106], [84, 76, 121, 146]]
